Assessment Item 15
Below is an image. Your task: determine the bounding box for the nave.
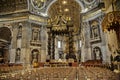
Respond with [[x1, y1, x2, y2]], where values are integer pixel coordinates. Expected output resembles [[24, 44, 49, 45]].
[[0, 0, 120, 80], [0, 65, 120, 80]]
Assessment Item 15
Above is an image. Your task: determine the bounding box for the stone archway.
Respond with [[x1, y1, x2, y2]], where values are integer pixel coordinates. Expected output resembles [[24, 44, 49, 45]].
[[0, 27, 12, 42], [45, 0, 85, 15], [0, 27, 12, 63]]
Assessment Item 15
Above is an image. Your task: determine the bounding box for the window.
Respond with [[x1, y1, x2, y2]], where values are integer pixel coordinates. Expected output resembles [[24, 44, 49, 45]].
[[58, 40, 61, 48]]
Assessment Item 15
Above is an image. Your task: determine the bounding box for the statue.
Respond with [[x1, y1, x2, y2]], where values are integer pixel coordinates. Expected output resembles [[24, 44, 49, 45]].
[[32, 51, 38, 63], [93, 47, 102, 61], [15, 48, 21, 62], [0, 52, 4, 63], [32, 50, 39, 68]]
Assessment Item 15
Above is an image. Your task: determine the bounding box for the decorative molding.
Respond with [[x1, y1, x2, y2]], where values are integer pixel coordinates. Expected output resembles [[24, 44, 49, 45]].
[[89, 19, 101, 43], [31, 0, 46, 10], [82, 9, 102, 22], [29, 14, 47, 24], [83, 0, 96, 5]]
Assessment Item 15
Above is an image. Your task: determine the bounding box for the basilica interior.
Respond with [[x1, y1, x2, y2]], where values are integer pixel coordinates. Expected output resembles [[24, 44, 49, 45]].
[[0, 0, 120, 80]]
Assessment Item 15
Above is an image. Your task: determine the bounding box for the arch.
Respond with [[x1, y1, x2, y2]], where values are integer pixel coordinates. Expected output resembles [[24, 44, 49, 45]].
[[0, 27, 12, 42], [0, 27, 11, 63], [45, 0, 85, 16], [75, 0, 85, 12], [45, 0, 57, 16]]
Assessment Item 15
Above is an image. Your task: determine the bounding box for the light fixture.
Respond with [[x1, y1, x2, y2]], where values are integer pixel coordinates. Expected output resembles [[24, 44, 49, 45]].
[[64, 8, 69, 12], [62, 0, 67, 4]]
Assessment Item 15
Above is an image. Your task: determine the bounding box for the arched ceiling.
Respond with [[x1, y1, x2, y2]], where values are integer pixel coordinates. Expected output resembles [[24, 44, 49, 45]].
[[48, 0, 81, 34]]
